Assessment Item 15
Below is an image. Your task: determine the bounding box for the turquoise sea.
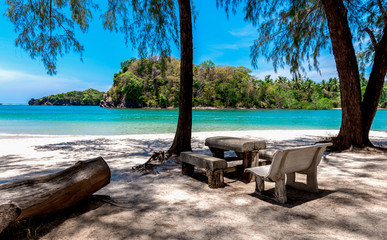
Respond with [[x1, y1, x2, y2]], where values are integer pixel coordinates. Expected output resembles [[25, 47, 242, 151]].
[[0, 105, 386, 135]]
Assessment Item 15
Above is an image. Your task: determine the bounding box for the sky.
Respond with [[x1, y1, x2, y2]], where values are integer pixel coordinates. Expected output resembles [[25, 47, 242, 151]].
[[0, 1, 340, 104]]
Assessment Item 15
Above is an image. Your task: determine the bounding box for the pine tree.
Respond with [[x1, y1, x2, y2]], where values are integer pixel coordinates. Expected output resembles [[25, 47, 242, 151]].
[[218, 0, 387, 149], [6, 0, 194, 154]]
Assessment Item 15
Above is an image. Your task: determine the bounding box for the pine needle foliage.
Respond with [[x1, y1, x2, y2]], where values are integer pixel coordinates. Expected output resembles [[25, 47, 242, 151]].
[[5, 0, 180, 75], [101, 0, 180, 72], [216, 0, 384, 76], [5, 0, 98, 75]]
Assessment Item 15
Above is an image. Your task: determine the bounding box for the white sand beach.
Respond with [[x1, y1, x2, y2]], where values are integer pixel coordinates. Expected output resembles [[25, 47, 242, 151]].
[[0, 130, 386, 239]]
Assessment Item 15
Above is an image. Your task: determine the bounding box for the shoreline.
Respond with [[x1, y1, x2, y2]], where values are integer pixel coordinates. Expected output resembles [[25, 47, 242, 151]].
[[0, 129, 342, 139], [1, 129, 386, 161], [1, 129, 386, 184], [4, 104, 387, 110], [1, 129, 386, 137]]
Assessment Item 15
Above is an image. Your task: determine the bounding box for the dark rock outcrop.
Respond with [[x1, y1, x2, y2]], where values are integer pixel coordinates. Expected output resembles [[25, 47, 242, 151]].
[[100, 94, 140, 108], [28, 98, 53, 105]]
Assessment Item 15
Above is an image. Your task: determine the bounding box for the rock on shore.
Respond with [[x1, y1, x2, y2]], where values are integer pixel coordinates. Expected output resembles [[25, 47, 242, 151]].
[[99, 94, 140, 108]]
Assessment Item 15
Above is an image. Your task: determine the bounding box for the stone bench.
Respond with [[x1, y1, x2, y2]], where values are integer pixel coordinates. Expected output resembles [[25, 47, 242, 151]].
[[181, 151, 227, 188], [245, 143, 332, 204]]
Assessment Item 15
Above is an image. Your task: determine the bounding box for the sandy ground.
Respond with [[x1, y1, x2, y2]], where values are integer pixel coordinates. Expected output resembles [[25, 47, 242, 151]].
[[0, 130, 386, 240]]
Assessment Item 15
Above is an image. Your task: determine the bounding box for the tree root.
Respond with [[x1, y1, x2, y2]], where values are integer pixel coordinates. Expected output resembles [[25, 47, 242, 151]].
[[132, 151, 172, 174]]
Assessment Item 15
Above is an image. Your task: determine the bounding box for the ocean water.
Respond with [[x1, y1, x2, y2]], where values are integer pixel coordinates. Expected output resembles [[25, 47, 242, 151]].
[[0, 105, 386, 135]]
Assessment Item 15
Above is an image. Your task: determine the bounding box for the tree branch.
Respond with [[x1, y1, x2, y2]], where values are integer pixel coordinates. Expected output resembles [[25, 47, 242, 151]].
[[49, 0, 52, 40], [364, 27, 378, 48], [376, 0, 387, 26], [50, 9, 80, 47]]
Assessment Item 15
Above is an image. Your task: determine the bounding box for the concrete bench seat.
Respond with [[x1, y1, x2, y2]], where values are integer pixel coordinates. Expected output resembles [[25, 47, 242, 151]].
[[181, 151, 228, 188], [245, 143, 332, 204]]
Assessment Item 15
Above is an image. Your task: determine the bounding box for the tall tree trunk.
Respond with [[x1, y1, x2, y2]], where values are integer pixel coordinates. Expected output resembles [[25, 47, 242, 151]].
[[168, 0, 193, 155], [361, 28, 387, 146], [321, 0, 364, 149]]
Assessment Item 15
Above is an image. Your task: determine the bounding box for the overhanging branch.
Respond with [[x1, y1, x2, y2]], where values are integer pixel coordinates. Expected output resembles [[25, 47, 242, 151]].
[[376, 0, 387, 26], [364, 27, 378, 49]]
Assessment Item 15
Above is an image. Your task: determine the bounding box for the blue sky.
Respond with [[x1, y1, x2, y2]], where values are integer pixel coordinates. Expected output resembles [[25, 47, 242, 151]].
[[0, 1, 340, 104]]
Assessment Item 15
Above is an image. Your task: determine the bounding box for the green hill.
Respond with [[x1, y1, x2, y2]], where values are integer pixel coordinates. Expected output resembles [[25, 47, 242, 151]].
[[29, 89, 105, 106], [101, 56, 386, 109]]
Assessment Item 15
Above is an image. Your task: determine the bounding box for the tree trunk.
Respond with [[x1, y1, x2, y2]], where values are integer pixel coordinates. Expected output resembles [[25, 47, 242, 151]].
[[321, 0, 364, 149], [0, 157, 110, 232], [361, 28, 387, 146], [168, 0, 193, 155]]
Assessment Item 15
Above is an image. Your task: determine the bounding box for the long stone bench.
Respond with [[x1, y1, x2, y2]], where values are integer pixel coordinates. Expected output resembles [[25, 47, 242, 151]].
[[181, 151, 227, 188], [245, 143, 332, 204]]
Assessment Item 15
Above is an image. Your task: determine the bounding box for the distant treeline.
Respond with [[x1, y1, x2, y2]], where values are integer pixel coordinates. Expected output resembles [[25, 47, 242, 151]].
[[29, 89, 105, 106], [102, 57, 387, 109]]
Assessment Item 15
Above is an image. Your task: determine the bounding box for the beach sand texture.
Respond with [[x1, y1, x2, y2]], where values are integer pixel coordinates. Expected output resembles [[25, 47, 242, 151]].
[[0, 130, 386, 239]]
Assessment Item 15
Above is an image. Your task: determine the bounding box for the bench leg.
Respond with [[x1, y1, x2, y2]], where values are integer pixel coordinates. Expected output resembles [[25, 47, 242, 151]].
[[242, 152, 255, 183], [251, 150, 259, 167], [209, 147, 224, 158], [286, 172, 296, 185], [206, 169, 224, 188], [182, 162, 194, 175], [306, 171, 318, 192], [255, 176, 264, 194], [275, 176, 287, 204]]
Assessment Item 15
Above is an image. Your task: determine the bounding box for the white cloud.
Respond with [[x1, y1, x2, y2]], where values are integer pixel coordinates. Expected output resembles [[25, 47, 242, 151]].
[[250, 57, 339, 82], [0, 68, 82, 85], [0, 69, 43, 82], [211, 37, 253, 51], [251, 67, 339, 82], [195, 50, 224, 64], [247, 49, 340, 82], [0, 68, 99, 103], [229, 25, 257, 37], [252, 68, 292, 80], [98, 84, 113, 92], [211, 43, 239, 50]]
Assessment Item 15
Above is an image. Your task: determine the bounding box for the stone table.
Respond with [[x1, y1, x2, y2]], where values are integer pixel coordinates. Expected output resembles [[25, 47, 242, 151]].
[[205, 136, 266, 182]]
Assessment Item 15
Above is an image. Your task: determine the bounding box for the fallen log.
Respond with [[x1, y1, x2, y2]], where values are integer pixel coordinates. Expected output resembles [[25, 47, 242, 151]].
[[0, 157, 110, 232], [0, 201, 21, 233]]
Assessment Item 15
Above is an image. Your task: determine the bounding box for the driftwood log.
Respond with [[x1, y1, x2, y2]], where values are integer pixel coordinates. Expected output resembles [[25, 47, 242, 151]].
[[0, 157, 110, 232], [0, 201, 21, 233]]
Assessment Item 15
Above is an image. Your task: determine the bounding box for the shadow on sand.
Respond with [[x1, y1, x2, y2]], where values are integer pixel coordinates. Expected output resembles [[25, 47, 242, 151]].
[[1, 134, 386, 239]]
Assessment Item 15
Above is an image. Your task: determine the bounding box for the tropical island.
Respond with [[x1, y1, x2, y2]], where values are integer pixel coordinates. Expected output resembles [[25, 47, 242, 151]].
[[28, 89, 105, 106], [29, 57, 387, 109]]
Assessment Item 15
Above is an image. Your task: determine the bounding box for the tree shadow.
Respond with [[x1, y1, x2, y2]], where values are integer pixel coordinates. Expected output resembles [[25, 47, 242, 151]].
[[0, 196, 107, 240], [1, 133, 386, 239], [1, 157, 384, 239], [247, 188, 336, 208]]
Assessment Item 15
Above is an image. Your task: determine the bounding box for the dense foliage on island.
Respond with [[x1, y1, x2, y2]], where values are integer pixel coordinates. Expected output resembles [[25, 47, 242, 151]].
[[29, 89, 105, 106], [101, 57, 387, 109]]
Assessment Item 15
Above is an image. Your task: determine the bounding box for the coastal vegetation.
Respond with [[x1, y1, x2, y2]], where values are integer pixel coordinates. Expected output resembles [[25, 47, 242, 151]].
[[101, 57, 387, 110], [28, 89, 105, 106]]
